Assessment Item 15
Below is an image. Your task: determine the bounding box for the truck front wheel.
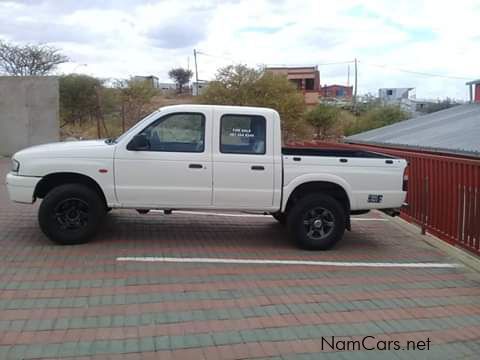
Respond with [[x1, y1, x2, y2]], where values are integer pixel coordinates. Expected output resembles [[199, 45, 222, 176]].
[[287, 194, 346, 250], [38, 184, 105, 245]]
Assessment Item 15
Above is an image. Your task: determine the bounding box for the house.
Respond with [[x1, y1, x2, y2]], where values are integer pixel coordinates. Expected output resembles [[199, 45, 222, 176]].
[[378, 87, 415, 112], [266, 66, 352, 105], [321, 84, 353, 99], [466, 79, 480, 103], [345, 80, 480, 256], [377, 87, 441, 114], [266, 66, 320, 91], [133, 75, 159, 89], [266, 66, 321, 105], [378, 87, 415, 102]]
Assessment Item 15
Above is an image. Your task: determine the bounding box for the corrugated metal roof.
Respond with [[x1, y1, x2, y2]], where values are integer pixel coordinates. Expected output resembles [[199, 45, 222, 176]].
[[466, 79, 480, 85], [346, 104, 480, 157]]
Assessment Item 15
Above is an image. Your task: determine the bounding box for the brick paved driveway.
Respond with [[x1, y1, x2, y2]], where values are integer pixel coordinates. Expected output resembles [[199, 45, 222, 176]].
[[0, 158, 479, 359]]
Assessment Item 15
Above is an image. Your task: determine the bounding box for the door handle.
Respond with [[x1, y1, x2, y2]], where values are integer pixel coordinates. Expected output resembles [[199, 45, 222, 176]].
[[189, 164, 203, 169], [251, 165, 265, 171]]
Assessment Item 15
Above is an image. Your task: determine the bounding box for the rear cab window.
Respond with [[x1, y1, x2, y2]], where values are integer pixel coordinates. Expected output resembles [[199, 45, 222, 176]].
[[220, 114, 266, 155]]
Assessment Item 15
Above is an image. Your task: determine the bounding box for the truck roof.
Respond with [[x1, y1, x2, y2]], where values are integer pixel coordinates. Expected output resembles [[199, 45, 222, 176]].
[[158, 104, 279, 115]]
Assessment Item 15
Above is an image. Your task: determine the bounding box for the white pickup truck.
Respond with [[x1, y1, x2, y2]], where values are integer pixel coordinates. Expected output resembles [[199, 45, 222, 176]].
[[6, 105, 407, 250]]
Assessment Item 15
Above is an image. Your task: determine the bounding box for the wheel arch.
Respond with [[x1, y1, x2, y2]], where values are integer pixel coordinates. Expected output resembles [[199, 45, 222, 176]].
[[34, 172, 107, 206], [283, 180, 351, 215]]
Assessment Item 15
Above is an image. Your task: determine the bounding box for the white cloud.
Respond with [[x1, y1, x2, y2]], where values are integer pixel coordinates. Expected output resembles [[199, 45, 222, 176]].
[[0, 0, 479, 99]]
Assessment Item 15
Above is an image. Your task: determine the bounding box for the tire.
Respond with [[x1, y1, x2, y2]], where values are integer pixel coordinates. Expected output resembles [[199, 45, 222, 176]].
[[38, 184, 105, 245], [272, 212, 286, 225], [287, 194, 346, 250]]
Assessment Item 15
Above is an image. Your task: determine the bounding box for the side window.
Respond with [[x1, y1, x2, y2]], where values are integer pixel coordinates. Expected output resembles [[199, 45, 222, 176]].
[[220, 114, 266, 155], [141, 113, 205, 152]]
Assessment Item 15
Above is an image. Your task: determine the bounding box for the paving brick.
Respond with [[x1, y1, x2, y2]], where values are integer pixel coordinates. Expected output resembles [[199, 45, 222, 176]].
[[0, 157, 479, 359]]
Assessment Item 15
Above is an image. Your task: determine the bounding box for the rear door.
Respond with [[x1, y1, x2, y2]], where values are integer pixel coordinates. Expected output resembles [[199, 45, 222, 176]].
[[212, 109, 275, 210]]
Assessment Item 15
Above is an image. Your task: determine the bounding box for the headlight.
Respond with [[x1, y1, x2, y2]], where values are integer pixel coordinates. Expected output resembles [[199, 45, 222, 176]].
[[11, 159, 20, 172]]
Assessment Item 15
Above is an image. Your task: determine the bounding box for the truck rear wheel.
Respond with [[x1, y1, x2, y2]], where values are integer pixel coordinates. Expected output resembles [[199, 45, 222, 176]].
[[38, 184, 105, 245], [287, 194, 346, 250]]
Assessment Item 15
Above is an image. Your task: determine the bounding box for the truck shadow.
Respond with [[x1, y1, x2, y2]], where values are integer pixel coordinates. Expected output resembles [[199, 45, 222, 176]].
[[98, 211, 293, 250], [0, 207, 387, 253], [93, 211, 381, 253]]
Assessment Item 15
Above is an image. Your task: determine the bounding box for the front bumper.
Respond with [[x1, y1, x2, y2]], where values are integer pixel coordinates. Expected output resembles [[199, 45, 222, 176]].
[[5, 173, 41, 204]]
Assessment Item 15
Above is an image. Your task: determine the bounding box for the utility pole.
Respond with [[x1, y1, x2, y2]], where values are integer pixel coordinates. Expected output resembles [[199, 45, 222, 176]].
[[193, 49, 199, 96], [353, 58, 358, 112], [347, 64, 350, 87]]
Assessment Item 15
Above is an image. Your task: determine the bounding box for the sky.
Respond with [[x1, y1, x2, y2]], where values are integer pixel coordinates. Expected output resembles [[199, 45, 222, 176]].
[[0, 0, 479, 100]]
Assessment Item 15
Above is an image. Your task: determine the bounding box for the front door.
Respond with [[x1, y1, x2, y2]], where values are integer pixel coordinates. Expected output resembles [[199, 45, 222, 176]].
[[114, 110, 212, 207]]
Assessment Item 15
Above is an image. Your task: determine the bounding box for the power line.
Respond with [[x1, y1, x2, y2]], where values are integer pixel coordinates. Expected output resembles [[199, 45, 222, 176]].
[[318, 60, 355, 66], [360, 61, 471, 80], [190, 50, 471, 85], [266, 60, 355, 67], [195, 50, 237, 63]]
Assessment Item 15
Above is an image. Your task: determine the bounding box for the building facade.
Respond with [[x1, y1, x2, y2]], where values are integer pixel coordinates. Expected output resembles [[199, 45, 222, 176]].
[[466, 79, 480, 103], [321, 84, 353, 99], [378, 87, 418, 113], [266, 66, 320, 91], [133, 75, 160, 89], [266, 66, 352, 105]]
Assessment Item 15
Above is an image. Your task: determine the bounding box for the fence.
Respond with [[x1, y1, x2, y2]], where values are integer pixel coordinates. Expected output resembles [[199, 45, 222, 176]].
[[287, 140, 480, 256]]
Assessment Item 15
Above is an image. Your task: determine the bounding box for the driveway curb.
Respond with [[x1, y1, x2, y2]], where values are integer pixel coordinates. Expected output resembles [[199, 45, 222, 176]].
[[379, 211, 480, 273]]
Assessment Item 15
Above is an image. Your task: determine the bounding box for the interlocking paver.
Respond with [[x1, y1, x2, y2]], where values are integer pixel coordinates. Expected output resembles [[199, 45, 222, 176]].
[[0, 158, 479, 359]]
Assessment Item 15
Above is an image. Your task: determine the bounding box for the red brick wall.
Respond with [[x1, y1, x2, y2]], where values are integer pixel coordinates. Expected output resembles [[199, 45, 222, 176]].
[[475, 84, 480, 103], [321, 85, 353, 99]]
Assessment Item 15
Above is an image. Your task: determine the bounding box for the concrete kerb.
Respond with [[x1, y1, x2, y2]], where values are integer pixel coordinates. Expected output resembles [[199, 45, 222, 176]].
[[376, 210, 480, 273]]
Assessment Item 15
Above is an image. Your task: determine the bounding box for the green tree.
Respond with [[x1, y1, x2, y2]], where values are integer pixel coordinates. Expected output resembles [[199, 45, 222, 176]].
[[116, 78, 157, 129], [0, 40, 68, 76], [363, 105, 408, 127], [168, 67, 193, 93], [59, 74, 102, 126], [343, 105, 408, 136], [199, 64, 306, 142], [305, 103, 339, 139]]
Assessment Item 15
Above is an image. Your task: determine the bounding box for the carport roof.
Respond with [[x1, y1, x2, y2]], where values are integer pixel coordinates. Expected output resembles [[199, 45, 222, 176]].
[[346, 104, 480, 157]]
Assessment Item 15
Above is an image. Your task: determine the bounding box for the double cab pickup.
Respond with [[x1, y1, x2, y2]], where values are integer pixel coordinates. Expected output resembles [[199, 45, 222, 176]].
[[7, 105, 407, 249]]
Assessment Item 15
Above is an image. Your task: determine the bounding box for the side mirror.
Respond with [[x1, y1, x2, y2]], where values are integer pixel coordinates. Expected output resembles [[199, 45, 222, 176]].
[[127, 134, 150, 151]]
